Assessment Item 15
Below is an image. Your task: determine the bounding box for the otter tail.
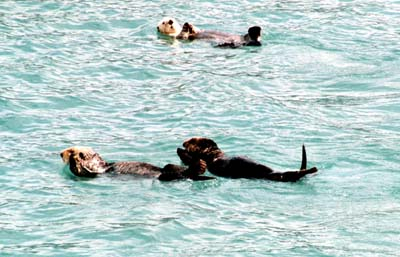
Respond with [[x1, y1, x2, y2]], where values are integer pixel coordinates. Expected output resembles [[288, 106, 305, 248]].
[[266, 145, 317, 182], [300, 144, 318, 174], [300, 144, 307, 170]]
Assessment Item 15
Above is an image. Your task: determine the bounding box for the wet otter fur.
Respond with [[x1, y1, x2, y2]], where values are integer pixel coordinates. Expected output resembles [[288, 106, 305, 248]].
[[177, 22, 262, 48], [177, 137, 318, 182], [60, 146, 213, 181]]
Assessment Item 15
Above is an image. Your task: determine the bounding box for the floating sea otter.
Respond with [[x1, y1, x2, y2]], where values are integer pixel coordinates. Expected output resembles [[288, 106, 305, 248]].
[[157, 17, 261, 47], [177, 137, 318, 182], [60, 146, 214, 181]]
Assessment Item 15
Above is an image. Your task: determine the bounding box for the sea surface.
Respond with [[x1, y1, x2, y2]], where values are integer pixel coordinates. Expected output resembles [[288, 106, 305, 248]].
[[1, 0, 399, 256]]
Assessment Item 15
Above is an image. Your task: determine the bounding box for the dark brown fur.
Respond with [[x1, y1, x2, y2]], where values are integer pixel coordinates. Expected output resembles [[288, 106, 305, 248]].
[[177, 23, 262, 48], [177, 137, 318, 182]]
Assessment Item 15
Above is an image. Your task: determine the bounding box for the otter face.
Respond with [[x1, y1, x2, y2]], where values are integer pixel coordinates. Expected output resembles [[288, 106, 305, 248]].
[[157, 17, 182, 37], [60, 146, 108, 177], [182, 137, 219, 156]]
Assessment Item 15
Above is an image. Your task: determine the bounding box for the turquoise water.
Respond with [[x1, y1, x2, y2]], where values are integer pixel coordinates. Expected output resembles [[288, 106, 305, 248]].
[[1, 0, 400, 256]]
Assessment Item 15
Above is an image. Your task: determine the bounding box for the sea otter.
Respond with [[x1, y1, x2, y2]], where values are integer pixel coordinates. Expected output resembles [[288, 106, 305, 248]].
[[156, 17, 261, 47], [177, 137, 318, 182], [60, 146, 214, 181], [177, 22, 262, 47]]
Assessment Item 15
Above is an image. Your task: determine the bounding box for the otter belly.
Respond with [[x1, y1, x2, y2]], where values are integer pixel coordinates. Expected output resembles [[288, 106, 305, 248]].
[[109, 162, 162, 177], [209, 156, 274, 179], [193, 31, 242, 43]]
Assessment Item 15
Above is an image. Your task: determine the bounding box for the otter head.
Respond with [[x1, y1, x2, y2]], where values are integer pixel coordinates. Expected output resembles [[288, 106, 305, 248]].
[[60, 146, 109, 177], [157, 17, 182, 37], [245, 26, 262, 46], [177, 22, 200, 40], [179, 137, 222, 164]]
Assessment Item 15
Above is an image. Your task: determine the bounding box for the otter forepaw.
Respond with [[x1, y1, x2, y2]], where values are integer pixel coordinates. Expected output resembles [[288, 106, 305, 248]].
[[177, 148, 193, 165]]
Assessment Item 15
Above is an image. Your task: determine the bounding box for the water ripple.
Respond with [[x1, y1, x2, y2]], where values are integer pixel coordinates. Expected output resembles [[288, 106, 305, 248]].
[[1, 0, 400, 256]]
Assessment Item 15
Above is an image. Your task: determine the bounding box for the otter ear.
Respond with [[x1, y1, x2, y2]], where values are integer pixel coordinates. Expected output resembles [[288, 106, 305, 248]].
[[60, 149, 73, 163]]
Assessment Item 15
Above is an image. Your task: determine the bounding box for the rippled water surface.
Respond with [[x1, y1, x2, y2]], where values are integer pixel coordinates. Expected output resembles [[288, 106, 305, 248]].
[[1, 0, 400, 256]]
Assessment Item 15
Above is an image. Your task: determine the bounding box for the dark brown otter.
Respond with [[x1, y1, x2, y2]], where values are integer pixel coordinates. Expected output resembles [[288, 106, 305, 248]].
[[60, 146, 214, 181], [177, 137, 318, 182], [177, 22, 262, 48]]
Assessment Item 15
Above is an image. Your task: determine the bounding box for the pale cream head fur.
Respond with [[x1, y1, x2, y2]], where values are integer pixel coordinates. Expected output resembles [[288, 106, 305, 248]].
[[60, 146, 108, 176], [157, 17, 182, 37], [60, 146, 95, 164]]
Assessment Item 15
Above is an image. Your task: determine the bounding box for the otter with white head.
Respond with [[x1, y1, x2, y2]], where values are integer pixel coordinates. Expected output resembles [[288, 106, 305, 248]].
[[157, 17, 262, 47], [60, 146, 213, 181]]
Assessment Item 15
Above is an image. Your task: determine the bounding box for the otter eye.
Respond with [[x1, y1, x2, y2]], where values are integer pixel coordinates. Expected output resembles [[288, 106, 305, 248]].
[[168, 20, 173, 25], [162, 22, 165, 25], [79, 152, 85, 159]]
